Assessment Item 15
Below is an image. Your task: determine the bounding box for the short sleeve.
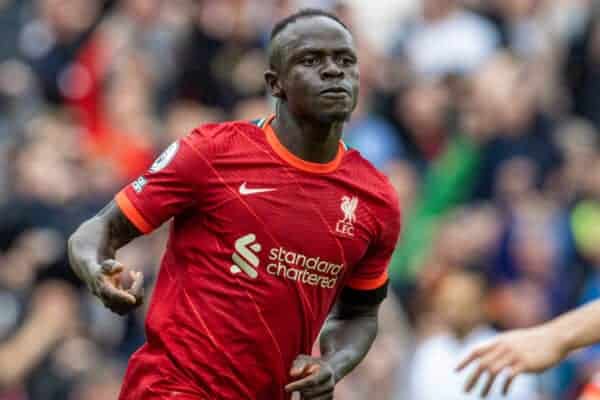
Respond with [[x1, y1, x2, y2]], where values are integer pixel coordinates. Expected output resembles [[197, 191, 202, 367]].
[[345, 187, 401, 292], [115, 129, 212, 234]]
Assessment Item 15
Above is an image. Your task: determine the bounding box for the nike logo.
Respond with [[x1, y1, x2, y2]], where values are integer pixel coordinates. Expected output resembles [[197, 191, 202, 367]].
[[239, 182, 276, 195]]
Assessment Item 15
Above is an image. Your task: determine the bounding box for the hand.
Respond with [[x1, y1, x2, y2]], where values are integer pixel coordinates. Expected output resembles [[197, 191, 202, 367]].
[[285, 355, 336, 400], [89, 260, 144, 316], [456, 326, 567, 397], [31, 281, 80, 341]]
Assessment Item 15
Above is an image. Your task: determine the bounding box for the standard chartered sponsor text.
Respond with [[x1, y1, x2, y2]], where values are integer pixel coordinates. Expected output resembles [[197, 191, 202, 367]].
[[267, 247, 343, 289]]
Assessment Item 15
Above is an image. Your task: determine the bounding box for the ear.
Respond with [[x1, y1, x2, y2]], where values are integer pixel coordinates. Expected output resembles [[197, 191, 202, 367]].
[[265, 69, 285, 100]]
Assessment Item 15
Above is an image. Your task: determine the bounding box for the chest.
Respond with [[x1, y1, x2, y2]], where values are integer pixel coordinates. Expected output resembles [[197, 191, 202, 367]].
[[191, 161, 378, 270]]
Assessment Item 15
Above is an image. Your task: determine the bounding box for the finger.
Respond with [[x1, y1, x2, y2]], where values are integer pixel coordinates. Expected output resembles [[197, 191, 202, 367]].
[[480, 372, 498, 397], [285, 370, 331, 392], [128, 271, 145, 303], [298, 382, 334, 399], [480, 350, 513, 397], [502, 364, 524, 395], [286, 375, 316, 392], [79, 261, 104, 295], [464, 347, 506, 393], [98, 278, 136, 306], [464, 371, 482, 394], [290, 356, 314, 377], [101, 259, 124, 275], [480, 369, 500, 397], [464, 361, 491, 393], [456, 344, 493, 372], [88, 276, 102, 297], [306, 364, 320, 376]]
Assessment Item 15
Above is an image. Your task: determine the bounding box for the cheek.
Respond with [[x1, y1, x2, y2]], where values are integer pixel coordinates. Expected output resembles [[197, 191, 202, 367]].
[[284, 72, 320, 108], [287, 69, 315, 93], [351, 69, 360, 89]]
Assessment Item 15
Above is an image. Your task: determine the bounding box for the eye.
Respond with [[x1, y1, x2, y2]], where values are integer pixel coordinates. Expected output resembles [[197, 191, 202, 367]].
[[301, 56, 319, 67], [338, 55, 356, 66]]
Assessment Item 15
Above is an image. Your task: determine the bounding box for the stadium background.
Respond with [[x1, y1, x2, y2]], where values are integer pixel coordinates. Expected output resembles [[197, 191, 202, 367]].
[[1, 0, 599, 398]]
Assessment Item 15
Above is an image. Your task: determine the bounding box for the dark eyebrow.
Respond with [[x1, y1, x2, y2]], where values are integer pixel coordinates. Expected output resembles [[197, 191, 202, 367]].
[[290, 46, 357, 63], [294, 45, 356, 54]]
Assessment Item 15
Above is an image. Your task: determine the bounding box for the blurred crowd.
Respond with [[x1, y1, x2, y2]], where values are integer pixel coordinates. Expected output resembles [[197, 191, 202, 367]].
[[1, 0, 600, 399]]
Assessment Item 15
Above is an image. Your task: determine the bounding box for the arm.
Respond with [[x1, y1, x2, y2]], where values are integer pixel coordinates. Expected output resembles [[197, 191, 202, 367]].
[[550, 299, 600, 355], [285, 290, 382, 400], [68, 136, 208, 314], [457, 299, 600, 397], [284, 173, 401, 399], [68, 201, 145, 315], [319, 298, 379, 381]]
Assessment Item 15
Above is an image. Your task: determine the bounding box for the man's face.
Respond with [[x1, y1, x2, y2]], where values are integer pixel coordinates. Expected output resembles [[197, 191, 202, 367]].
[[434, 273, 486, 333], [270, 16, 359, 124]]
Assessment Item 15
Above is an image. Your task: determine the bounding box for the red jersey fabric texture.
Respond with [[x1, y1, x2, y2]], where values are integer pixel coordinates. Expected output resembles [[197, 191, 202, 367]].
[[114, 117, 401, 399]]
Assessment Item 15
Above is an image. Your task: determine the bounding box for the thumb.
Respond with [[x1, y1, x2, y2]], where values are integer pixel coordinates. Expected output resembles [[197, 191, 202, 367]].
[[290, 356, 315, 377], [101, 259, 124, 275], [128, 271, 145, 303]]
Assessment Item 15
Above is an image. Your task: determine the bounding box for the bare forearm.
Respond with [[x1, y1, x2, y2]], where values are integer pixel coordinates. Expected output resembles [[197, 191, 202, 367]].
[[68, 216, 111, 282], [319, 309, 378, 382], [68, 201, 140, 284], [68, 201, 145, 315], [549, 299, 600, 355]]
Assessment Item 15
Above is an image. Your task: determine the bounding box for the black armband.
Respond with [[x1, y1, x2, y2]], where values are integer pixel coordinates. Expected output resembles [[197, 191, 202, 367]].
[[340, 280, 388, 306]]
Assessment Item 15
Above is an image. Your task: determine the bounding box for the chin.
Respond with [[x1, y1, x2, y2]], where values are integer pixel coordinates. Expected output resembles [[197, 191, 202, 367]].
[[316, 109, 353, 124]]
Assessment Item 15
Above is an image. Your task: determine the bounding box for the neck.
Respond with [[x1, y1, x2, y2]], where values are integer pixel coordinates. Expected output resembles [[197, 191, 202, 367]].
[[270, 103, 344, 164]]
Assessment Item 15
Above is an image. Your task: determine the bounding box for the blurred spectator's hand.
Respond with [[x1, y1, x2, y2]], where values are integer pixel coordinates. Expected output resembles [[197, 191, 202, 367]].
[[456, 326, 567, 397], [18, 228, 65, 267], [30, 281, 80, 342]]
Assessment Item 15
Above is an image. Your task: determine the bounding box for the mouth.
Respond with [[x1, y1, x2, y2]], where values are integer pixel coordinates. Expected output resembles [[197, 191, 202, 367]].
[[319, 86, 351, 99]]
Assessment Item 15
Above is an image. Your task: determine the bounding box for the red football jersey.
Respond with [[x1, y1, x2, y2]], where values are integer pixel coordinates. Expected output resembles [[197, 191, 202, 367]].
[[115, 117, 401, 399]]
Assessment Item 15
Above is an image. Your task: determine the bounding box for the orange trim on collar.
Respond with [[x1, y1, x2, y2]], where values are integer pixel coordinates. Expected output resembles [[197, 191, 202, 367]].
[[262, 115, 345, 174]]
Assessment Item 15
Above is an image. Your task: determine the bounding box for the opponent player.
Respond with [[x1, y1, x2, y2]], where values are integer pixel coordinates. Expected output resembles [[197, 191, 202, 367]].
[[456, 299, 600, 397], [68, 9, 401, 400]]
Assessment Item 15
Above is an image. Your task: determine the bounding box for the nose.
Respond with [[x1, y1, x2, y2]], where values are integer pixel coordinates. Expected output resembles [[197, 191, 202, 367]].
[[321, 57, 343, 79]]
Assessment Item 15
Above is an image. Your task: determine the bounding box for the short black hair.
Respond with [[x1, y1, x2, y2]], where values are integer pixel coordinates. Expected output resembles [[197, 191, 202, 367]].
[[270, 8, 350, 41], [268, 8, 351, 69]]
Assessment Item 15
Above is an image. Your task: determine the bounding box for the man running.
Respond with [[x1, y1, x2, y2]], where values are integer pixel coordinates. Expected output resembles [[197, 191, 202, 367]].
[[68, 9, 401, 400]]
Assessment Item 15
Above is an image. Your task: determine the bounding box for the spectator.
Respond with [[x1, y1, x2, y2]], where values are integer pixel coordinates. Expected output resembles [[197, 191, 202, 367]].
[[408, 268, 540, 399], [392, 0, 500, 79]]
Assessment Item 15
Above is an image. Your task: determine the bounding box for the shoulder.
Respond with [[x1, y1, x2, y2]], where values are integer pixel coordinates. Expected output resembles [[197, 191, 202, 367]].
[[182, 119, 263, 158], [185, 120, 259, 143], [344, 150, 400, 213]]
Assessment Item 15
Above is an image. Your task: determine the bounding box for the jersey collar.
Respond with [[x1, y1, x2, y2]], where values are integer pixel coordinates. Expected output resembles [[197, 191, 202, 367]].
[[261, 115, 346, 174]]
